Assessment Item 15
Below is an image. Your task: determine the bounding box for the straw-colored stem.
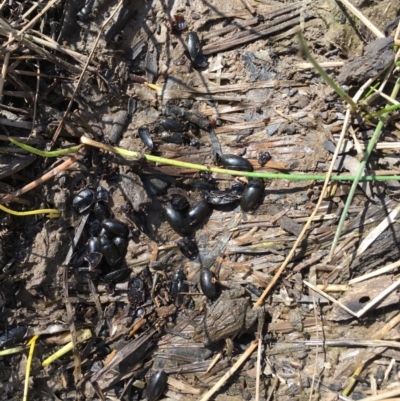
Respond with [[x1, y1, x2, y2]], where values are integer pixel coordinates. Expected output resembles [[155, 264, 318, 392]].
[[0, 154, 78, 205]]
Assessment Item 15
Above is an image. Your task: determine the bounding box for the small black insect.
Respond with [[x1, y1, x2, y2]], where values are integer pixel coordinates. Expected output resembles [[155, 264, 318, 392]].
[[177, 237, 198, 260], [216, 154, 253, 172], [113, 236, 129, 257], [258, 151, 271, 167], [0, 327, 27, 348], [200, 268, 218, 300], [240, 178, 264, 212], [187, 200, 211, 225], [170, 269, 187, 306], [103, 268, 130, 282], [128, 274, 146, 307], [186, 32, 208, 68], [96, 186, 109, 203], [203, 190, 240, 205], [164, 205, 193, 236], [73, 189, 95, 213], [93, 202, 111, 221], [161, 118, 185, 132], [101, 218, 129, 238], [138, 127, 154, 151], [98, 235, 121, 267], [146, 370, 168, 401], [170, 194, 190, 212]]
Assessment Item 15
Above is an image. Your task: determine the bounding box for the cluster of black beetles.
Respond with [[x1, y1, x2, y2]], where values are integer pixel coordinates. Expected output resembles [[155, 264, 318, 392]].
[[71, 186, 132, 294]]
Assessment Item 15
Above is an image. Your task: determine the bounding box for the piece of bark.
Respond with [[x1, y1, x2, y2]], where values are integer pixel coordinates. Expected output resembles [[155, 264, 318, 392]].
[[328, 276, 399, 321]]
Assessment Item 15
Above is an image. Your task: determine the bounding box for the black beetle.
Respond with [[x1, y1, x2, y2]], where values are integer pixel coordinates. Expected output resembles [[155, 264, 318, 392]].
[[101, 218, 129, 238], [247, 283, 262, 297], [0, 327, 27, 348], [177, 237, 198, 260], [93, 202, 111, 221], [103, 268, 130, 282], [217, 154, 253, 172], [186, 32, 201, 62], [231, 181, 245, 196], [187, 199, 211, 225], [200, 268, 218, 300], [73, 189, 95, 213], [87, 219, 102, 237], [113, 236, 129, 257], [98, 235, 121, 267], [258, 151, 271, 167], [96, 186, 109, 203], [240, 178, 264, 212], [183, 110, 210, 131], [84, 252, 103, 270], [203, 190, 240, 205], [186, 32, 207, 67], [164, 205, 193, 236], [161, 131, 189, 145], [128, 274, 146, 307], [170, 269, 187, 306], [161, 118, 185, 132], [170, 194, 190, 212], [146, 370, 168, 401], [138, 127, 154, 151]]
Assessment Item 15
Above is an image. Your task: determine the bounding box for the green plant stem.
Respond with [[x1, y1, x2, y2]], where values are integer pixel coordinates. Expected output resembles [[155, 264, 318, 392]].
[[330, 78, 400, 258], [364, 102, 400, 119], [79, 136, 400, 182], [9, 138, 82, 157], [297, 33, 357, 111]]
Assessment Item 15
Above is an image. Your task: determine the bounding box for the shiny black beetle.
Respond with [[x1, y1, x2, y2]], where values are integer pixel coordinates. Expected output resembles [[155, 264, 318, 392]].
[[200, 268, 218, 300], [217, 154, 253, 172], [240, 178, 264, 212], [146, 370, 168, 401]]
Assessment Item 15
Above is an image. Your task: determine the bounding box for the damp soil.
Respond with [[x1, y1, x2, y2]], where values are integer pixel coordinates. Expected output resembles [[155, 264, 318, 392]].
[[0, 0, 399, 400]]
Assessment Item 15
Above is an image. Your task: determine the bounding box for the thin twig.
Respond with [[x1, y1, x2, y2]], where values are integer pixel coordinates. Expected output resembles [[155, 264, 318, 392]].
[[303, 280, 358, 317], [338, 0, 385, 39], [199, 341, 258, 401], [239, 0, 256, 15], [0, 155, 78, 204]]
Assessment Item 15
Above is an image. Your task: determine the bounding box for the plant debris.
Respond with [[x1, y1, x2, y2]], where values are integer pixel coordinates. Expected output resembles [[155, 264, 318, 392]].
[[0, 0, 400, 400]]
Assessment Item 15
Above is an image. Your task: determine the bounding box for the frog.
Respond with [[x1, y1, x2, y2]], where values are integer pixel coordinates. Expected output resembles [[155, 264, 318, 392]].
[[193, 286, 264, 348]]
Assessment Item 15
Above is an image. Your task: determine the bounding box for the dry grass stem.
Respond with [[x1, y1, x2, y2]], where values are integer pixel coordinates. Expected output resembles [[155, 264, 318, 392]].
[[303, 280, 358, 317], [0, 155, 78, 204], [349, 260, 400, 284], [199, 341, 258, 401], [338, 0, 385, 39]]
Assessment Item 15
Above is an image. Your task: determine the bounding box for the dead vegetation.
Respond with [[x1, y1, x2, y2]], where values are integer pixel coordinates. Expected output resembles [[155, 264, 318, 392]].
[[0, 0, 400, 400]]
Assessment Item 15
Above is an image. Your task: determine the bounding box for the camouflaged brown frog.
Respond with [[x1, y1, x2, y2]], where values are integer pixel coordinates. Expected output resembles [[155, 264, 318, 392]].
[[193, 286, 264, 348]]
